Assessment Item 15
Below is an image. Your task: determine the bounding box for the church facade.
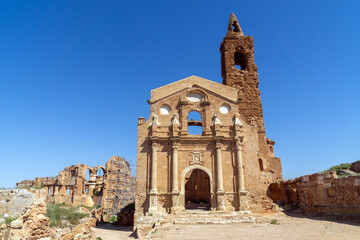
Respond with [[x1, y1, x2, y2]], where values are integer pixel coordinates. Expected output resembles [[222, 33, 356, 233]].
[[135, 13, 282, 221]]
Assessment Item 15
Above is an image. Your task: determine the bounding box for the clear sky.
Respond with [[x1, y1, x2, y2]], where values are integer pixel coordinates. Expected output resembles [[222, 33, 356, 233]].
[[1, 0, 359, 188]]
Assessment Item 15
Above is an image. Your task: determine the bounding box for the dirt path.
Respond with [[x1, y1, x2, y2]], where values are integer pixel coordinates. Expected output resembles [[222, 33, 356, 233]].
[[95, 213, 360, 240], [95, 224, 135, 240]]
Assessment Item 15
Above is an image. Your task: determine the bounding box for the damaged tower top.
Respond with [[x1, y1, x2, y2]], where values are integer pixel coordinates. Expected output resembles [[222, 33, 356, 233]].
[[227, 13, 245, 37]]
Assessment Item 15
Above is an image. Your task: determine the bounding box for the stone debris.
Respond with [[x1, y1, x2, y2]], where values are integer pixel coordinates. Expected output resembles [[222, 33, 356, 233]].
[[0, 189, 39, 217], [269, 172, 360, 216], [16, 156, 135, 221], [0, 199, 99, 240]]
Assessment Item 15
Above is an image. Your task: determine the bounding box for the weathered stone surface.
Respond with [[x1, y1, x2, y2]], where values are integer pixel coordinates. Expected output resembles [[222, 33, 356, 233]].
[[62, 218, 96, 240], [10, 219, 23, 229], [268, 172, 360, 215], [135, 13, 283, 236], [0, 189, 36, 217], [20, 201, 51, 240], [350, 160, 360, 172], [16, 156, 135, 221]]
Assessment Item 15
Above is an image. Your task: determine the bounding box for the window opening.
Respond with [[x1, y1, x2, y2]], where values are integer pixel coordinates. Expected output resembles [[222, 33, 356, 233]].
[[259, 158, 264, 171], [188, 111, 202, 135], [234, 52, 247, 70]]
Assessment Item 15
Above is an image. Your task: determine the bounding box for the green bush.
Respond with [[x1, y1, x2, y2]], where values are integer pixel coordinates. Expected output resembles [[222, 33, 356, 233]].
[[328, 163, 351, 172], [5, 216, 18, 224], [110, 216, 117, 223], [323, 163, 360, 178], [270, 219, 278, 225], [45, 203, 89, 228]]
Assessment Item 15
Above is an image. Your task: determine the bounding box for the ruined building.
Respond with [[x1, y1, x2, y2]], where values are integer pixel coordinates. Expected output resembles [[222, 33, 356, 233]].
[[135, 13, 282, 223], [17, 156, 135, 216]]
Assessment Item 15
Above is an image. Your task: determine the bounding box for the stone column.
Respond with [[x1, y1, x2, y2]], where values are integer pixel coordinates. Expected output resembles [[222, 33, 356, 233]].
[[88, 171, 96, 196], [236, 140, 249, 211], [171, 141, 180, 212], [148, 142, 158, 213], [54, 186, 59, 196], [236, 145, 245, 192], [215, 141, 226, 211]]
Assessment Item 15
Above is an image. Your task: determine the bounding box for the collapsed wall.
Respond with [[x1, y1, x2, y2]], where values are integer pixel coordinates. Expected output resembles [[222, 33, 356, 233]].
[[268, 172, 360, 215], [16, 156, 135, 217]]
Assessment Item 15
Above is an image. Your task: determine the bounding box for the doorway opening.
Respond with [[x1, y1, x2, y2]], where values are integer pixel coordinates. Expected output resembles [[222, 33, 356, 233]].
[[185, 169, 210, 210]]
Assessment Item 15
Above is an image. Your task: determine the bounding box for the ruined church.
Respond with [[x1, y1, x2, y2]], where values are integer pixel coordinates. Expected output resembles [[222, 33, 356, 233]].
[[135, 13, 282, 221]]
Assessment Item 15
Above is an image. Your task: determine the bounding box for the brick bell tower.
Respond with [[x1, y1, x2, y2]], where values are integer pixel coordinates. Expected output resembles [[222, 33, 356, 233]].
[[220, 13, 267, 154]]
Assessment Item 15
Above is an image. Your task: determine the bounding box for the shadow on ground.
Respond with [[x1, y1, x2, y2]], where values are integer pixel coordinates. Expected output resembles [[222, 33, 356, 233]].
[[95, 223, 136, 239], [281, 209, 360, 227]]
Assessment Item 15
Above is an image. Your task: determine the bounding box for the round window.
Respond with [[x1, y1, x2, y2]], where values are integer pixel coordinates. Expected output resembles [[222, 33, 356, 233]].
[[220, 103, 230, 114], [186, 93, 203, 102], [160, 105, 171, 115]]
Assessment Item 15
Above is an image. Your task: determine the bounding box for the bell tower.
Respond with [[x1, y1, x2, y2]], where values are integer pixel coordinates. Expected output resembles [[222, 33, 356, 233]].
[[220, 13, 266, 152]]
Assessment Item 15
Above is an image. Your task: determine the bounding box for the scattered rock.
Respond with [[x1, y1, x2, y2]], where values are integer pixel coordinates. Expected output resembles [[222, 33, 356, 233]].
[[10, 219, 22, 229], [350, 161, 360, 173]]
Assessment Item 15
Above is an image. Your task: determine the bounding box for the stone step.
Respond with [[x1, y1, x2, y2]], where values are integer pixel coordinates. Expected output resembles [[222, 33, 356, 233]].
[[173, 216, 256, 225], [173, 211, 253, 218], [174, 210, 252, 215]]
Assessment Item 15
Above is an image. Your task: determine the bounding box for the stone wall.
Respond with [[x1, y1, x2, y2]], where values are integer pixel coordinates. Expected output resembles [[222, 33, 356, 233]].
[[268, 172, 360, 215], [16, 156, 135, 217], [350, 161, 360, 172]]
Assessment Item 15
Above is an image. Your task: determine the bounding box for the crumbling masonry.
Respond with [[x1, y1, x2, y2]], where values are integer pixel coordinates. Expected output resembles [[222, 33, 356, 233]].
[[135, 13, 283, 229], [16, 156, 135, 216], [268, 172, 360, 216]]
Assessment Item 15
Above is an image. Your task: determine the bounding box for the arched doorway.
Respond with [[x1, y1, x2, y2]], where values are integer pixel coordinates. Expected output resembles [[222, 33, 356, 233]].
[[180, 165, 214, 211], [184, 169, 211, 210]]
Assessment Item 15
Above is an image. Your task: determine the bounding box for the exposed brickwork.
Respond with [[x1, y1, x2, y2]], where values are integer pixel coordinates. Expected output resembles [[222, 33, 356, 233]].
[[135, 13, 283, 235], [16, 156, 135, 217], [220, 13, 282, 180], [268, 172, 360, 215], [350, 161, 360, 172]]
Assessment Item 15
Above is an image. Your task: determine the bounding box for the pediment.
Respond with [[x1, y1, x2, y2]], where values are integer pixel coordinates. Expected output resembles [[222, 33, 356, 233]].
[[149, 75, 238, 103]]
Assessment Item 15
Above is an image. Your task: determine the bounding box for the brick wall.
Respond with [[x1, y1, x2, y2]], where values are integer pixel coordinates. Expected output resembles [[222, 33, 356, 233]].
[[268, 172, 360, 215]]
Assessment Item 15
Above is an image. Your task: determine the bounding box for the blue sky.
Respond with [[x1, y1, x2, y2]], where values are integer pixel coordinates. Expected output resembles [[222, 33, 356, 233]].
[[1, 0, 359, 188]]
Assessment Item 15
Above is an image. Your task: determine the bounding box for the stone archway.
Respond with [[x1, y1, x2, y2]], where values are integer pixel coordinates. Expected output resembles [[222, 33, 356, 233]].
[[180, 165, 214, 210]]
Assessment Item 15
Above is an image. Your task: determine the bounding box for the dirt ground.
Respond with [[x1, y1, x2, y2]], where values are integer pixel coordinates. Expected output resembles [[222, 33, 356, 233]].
[[95, 212, 360, 240]]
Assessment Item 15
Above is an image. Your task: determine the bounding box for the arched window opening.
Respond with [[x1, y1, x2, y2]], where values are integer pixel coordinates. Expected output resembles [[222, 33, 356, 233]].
[[71, 167, 78, 177], [234, 52, 247, 70], [232, 23, 241, 32], [188, 111, 203, 135], [259, 158, 264, 171], [86, 169, 91, 182], [270, 146, 274, 153], [97, 168, 104, 177]]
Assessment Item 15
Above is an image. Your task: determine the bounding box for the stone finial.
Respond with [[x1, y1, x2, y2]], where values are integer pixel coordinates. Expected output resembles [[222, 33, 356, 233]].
[[227, 13, 244, 36], [171, 113, 180, 126], [233, 113, 242, 126], [151, 114, 160, 126], [138, 117, 145, 125], [212, 114, 221, 126]]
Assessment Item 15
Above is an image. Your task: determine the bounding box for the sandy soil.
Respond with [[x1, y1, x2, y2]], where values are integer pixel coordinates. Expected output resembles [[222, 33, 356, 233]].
[[95, 224, 135, 239], [95, 212, 360, 240]]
